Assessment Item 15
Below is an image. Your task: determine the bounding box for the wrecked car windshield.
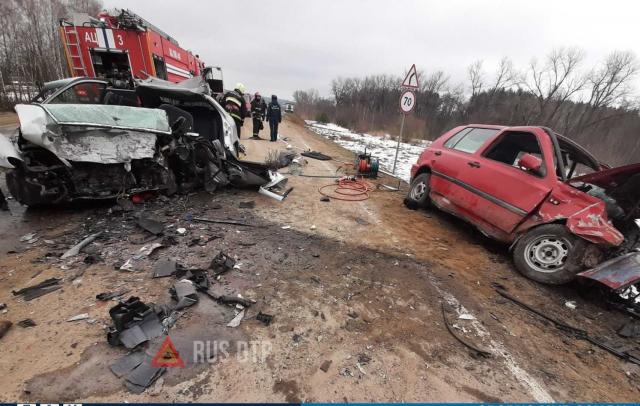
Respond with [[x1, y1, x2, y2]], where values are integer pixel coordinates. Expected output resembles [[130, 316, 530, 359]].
[[43, 104, 171, 134]]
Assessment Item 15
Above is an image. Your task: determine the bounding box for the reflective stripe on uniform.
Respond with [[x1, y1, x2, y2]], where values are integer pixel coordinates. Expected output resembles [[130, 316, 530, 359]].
[[226, 97, 242, 107]]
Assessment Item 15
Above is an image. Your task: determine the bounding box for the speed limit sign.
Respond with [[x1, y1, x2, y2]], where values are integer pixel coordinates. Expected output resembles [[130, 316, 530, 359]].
[[399, 90, 416, 114]]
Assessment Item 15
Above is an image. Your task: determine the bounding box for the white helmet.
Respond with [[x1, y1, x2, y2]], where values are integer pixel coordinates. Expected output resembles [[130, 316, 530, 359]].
[[235, 83, 246, 93]]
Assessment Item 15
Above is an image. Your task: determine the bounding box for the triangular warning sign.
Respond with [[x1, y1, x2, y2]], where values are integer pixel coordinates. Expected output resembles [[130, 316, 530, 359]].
[[152, 336, 185, 368], [401, 64, 419, 89]]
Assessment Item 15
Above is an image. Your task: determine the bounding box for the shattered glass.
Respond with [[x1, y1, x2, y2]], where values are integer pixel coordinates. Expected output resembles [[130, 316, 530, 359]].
[[42, 104, 171, 133]]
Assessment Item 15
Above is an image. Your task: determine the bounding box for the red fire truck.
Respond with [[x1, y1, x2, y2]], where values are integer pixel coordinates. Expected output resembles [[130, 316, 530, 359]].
[[59, 9, 205, 87]]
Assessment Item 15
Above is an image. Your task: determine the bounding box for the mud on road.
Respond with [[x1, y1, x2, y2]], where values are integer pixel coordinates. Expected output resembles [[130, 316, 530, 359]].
[[0, 114, 639, 402]]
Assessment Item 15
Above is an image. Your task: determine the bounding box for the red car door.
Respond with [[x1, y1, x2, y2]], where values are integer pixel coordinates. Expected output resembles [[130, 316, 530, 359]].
[[429, 127, 503, 219], [454, 130, 553, 234]]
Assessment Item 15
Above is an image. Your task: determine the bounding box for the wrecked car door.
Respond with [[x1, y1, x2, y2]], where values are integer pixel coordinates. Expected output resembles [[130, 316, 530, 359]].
[[453, 129, 553, 238], [429, 127, 500, 217]]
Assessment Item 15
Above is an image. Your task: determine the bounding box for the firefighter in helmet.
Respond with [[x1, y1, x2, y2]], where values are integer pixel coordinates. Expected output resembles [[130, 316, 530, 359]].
[[223, 83, 248, 138], [250, 92, 267, 139]]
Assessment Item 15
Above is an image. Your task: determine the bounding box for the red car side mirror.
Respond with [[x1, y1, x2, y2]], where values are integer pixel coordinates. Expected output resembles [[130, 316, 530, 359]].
[[519, 153, 543, 175]]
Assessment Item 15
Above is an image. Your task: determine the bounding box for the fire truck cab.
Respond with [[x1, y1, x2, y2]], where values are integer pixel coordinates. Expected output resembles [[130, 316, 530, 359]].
[[59, 9, 205, 88]]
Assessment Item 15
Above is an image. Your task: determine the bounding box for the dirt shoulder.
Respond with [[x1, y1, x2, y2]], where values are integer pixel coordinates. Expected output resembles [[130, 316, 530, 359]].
[[0, 115, 638, 402]]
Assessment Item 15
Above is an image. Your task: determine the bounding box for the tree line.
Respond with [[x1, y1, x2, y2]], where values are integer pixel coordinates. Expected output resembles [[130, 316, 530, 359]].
[[0, 0, 102, 107], [294, 48, 640, 166]]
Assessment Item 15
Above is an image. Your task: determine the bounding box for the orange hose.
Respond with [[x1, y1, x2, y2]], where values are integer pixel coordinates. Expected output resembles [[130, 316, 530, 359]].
[[318, 177, 374, 201]]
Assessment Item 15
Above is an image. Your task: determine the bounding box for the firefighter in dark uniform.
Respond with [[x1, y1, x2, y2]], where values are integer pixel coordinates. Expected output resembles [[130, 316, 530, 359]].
[[250, 92, 267, 139], [223, 83, 247, 138], [0, 188, 8, 211], [266, 95, 282, 142]]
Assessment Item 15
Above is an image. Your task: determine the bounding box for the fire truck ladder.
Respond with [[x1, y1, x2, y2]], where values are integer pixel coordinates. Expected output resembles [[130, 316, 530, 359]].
[[60, 23, 88, 77]]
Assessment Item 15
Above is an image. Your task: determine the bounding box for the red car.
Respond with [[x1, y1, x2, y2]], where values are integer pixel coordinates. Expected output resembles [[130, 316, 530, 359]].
[[405, 124, 640, 286]]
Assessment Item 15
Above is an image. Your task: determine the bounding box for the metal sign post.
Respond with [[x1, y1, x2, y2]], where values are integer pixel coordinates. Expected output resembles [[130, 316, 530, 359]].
[[391, 68, 418, 175]]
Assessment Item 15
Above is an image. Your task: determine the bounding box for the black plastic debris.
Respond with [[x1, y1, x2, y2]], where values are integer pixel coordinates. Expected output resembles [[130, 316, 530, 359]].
[[12, 278, 62, 301], [137, 216, 164, 235], [320, 196, 330, 202], [107, 297, 165, 348], [239, 201, 256, 209], [256, 312, 274, 326], [175, 268, 210, 291], [0, 303, 6, 311], [96, 289, 129, 301], [169, 279, 199, 310], [84, 254, 103, 264], [618, 321, 640, 338], [17, 319, 36, 328], [152, 259, 177, 278], [110, 351, 145, 378], [301, 151, 332, 161], [209, 251, 236, 277], [0, 320, 12, 339], [123, 357, 166, 394]]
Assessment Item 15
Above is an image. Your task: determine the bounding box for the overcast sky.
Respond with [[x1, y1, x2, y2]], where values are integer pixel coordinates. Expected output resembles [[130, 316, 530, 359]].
[[103, 0, 640, 100]]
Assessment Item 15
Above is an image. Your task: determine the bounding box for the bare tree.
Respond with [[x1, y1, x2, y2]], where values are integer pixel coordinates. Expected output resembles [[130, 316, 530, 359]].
[[421, 70, 449, 94], [468, 60, 484, 96]]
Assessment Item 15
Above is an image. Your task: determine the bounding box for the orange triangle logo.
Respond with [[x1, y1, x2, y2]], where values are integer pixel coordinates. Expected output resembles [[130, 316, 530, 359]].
[[152, 336, 185, 368]]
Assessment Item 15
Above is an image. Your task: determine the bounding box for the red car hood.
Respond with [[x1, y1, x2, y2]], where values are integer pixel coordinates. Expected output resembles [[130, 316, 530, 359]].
[[571, 163, 640, 190]]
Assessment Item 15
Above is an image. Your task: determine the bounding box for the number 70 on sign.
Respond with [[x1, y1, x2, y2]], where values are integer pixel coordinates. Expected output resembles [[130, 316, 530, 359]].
[[400, 90, 416, 114]]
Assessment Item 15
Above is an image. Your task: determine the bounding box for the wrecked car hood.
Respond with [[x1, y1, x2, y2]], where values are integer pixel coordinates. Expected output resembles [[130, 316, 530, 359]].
[[15, 104, 170, 165], [570, 163, 640, 190]]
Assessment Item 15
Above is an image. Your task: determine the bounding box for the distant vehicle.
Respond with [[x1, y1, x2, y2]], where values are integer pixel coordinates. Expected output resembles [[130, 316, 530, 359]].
[[58, 9, 206, 87], [405, 124, 640, 289], [285, 103, 294, 113]]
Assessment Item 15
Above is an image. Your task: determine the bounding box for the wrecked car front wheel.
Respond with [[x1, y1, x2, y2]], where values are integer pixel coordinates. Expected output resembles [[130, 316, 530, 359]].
[[404, 173, 431, 210], [513, 224, 588, 284]]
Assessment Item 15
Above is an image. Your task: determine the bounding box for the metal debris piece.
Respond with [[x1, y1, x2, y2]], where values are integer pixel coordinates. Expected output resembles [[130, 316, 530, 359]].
[[17, 319, 36, 328], [441, 303, 491, 358], [176, 227, 187, 235], [227, 309, 245, 327], [565, 301, 577, 310], [256, 312, 274, 326], [137, 216, 164, 235], [19, 232, 37, 242], [61, 232, 102, 259], [67, 313, 90, 322]]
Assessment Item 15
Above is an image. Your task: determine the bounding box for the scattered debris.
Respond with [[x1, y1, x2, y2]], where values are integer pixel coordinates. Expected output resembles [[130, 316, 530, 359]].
[[347, 310, 359, 319], [458, 313, 476, 320], [67, 313, 90, 322], [19, 232, 37, 242], [565, 301, 577, 310], [227, 309, 245, 328], [319, 360, 332, 372], [210, 251, 236, 277], [496, 288, 640, 365], [259, 171, 293, 201], [137, 216, 164, 235], [153, 259, 177, 278], [96, 290, 130, 301], [12, 278, 62, 301], [320, 196, 330, 202], [17, 319, 36, 328], [193, 217, 254, 227], [301, 151, 332, 161], [61, 232, 102, 259], [169, 279, 199, 310], [0, 303, 6, 311], [124, 357, 166, 394], [441, 303, 491, 358], [618, 322, 640, 338], [176, 227, 187, 235], [256, 312, 274, 326], [107, 297, 165, 349], [0, 320, 12, 339]]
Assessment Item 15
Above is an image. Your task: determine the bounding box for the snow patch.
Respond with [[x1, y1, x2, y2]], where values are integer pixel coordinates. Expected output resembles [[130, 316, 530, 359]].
[[305, 120, 430, 182]]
